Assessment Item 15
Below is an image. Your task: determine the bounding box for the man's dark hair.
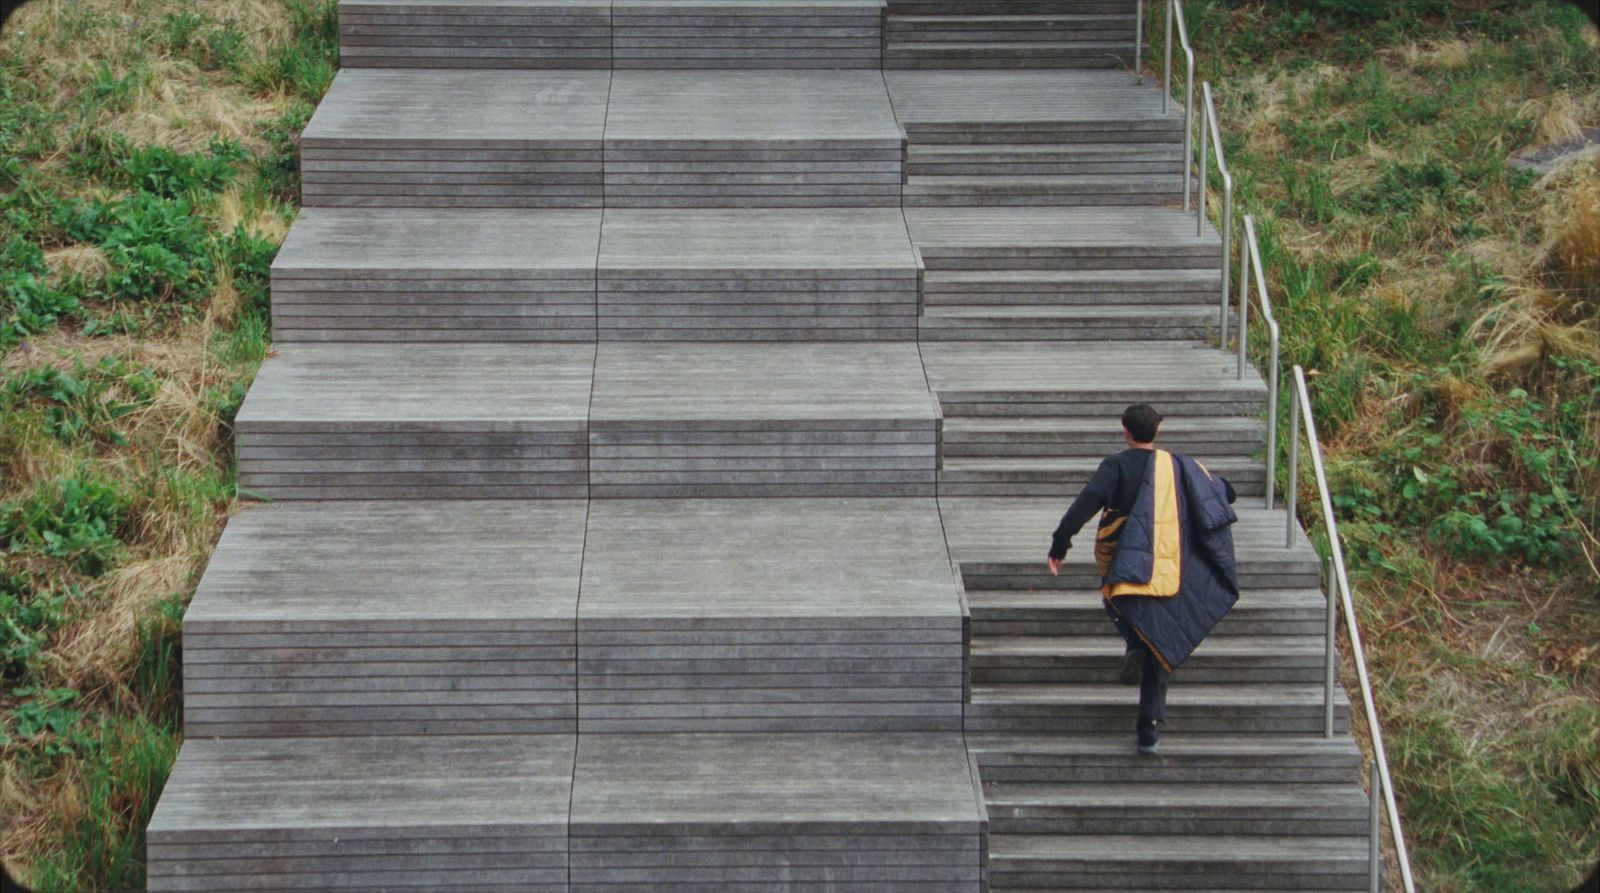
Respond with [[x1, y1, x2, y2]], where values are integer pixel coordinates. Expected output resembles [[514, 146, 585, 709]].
[[1122, 404, 1162, 443]]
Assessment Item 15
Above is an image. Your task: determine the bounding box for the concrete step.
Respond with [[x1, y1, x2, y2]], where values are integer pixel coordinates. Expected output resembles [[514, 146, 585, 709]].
[[905, 174, 1188, 207], [941, 417, 1263, 459], [888, 13, 1135, 42], [966, 683, 1353, 734], [966, 588, 1327, 638], [919, 304, 1220, 341], [886, 0, 1138, 13], [939, 455, 1264, 498], [908, 142, 1183, 176], [885, 40, 1135, 69], [988, 833, 1371, 889], [905, 207, 1220, 272], [983, 781, 1370, 836], [338, 0, 611, 69], [920, 341, 1262, 418], [602, 71, 903, 208], [613, 0, 884, 69], [968, 732, 1363, 784], [576, 499, 963, 733], [923, 268, 1220, 306], [570, 734, 983, 888], [146, 736, 577, 891], [597, 208, 920, 341], [939, 500, 1320, 591], [300, 69, 610, 209], [181, 502, 584, 738], [970, 635, 1329, 684]]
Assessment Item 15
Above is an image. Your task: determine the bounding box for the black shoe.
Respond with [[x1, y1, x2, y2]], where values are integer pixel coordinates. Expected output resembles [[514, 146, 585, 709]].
[[1136, 718, 1161, 755], [1118, 646, 1146, 686]]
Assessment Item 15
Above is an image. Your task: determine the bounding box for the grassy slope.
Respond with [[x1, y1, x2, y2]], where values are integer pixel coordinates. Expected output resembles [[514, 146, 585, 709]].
[[1172, 2, 1600, 890], [0, 1, 334, 888], [0, 0, 1595, 890]]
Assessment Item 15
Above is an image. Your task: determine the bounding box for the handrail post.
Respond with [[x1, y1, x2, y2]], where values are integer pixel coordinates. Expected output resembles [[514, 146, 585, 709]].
[[1287, 377, 1299, 549], [1324, 556, 1336, 738], [1266, 331, 1279, 510], [1183, 52, 1193, 210], [1135, 0, 1143, 80], [1229, 220, 1245, 365], [1163, 0, 1172, 113], [1370, 762, 1382, 892], [1221, 171, 1232, 323], [1197, 102, 1208, 236]]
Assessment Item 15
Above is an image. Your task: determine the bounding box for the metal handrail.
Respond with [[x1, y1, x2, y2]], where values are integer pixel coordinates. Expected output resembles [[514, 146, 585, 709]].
[[1237, 215, 1279, 513], [1288, 365, 1418, 893], [1163, 0, 1195, 210], [1134, 1, 1144, 80], [1199, 82, 1230, 277]]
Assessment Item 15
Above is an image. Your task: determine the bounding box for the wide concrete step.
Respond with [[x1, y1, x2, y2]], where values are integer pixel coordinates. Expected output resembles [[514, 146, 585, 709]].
[[236, 342, 940, 499], [938, 455, 1264, 498], [983, 781, 1370, 836], [613, 0, 884, 69], [300, 69, 609, 209], [570, 734, 983, 889], [146, 736, 577, 892], [939, 499, 1320, 590], [968, 732, 1364, 784], [338, 0, 611, 69], [971, 635, 1328, 684], [988, 833, 1372, 889], [908, 142, 1183, 176], [919, 304, 1220, 341], [906, 207, 1219, 272], [923, 268, 1219, 306], [941, 417, 1262, 459], [181, 502, 585, 738], [885, 40, 1134, 69], [967, 588, 1327, 637], [905, 174, 1187, 207], [576, 499, 963, 733], [603, 71, 903, 207], [966, 683, 1353, 734], [921, 341, 1262, 418], [888, 13, 1134, 42]]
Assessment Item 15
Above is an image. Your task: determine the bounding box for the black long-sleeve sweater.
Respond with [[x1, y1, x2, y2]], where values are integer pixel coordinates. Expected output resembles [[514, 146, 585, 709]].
[[1048, 448, 1236, 561]]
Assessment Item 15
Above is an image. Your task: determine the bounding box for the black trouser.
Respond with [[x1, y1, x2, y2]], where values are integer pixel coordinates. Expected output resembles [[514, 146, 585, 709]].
[[1104, 601, 1169, 723]]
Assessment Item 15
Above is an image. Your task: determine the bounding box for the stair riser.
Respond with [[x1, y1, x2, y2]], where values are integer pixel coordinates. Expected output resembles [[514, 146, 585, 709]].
[[906, 191, 1185, 208], [972, 663, 1328, 685], [909, 161, 1184, 176], [976, 763, 1362, 785], [960, 567, 1322, 592], [889, 26, 1136, 42], [905, 125, 1182, 145], [988, 863, 1370, 890], [973, 617, 1326, 637], [988, 813, 1368, 837], [965, 709, 1354, 735], [923, 285, 1219, 306], [940, 477, 1265, 497], [920, 322, 1217, 341], [887, 1, 1139, 13], [919, 250, 1220, 272], [942, 434, 1259, 458], [886, 51, 1133, 69], [937, 399, 1261, 418]]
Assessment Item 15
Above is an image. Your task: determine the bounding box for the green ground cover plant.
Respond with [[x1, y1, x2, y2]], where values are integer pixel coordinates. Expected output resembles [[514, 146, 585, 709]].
[[0, 1, 335, 888], [1159, 1, 1600, 889]]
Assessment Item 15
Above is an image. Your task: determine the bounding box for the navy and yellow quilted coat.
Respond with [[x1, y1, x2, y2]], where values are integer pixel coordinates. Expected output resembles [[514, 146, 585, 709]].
[[1100, 449, 1240, 671]]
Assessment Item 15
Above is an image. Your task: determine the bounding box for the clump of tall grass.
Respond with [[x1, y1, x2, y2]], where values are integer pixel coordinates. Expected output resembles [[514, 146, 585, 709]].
[[0, 1, 338, 887]]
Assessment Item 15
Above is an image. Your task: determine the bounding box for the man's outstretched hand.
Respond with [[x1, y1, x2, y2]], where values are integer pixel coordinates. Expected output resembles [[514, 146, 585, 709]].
[[1046, 557, 1062, 576]]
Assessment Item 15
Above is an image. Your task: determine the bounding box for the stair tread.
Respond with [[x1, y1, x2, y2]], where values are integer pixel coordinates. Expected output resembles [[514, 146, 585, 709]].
[[990, 833, 1370, 860], [907, 173, 1187, 187], [925, 268, 1218, 283], [889, 40, 1135, 49], [911, 143, 1182, 157], [943, 416, 1262, 434], [966, 587, 1322, 609], [984, 782, 1368, 807], [973, 635, 1326, 657], [941, 455, 1262, 472], [893, 14, 1128, 23], [967, 731, 1361, 758], [971, 682, 1351, 706], [924, 304, 1217, 319]]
